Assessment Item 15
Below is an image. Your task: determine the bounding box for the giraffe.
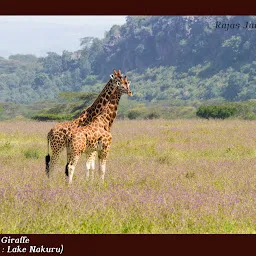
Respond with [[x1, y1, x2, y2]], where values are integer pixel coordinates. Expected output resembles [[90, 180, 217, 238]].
[[84, 75, 132, 181], [45, 69, 124, 178], [65, 76, 132, 184]]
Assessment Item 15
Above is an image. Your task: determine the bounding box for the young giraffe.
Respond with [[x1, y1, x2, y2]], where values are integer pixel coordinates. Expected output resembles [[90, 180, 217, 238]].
[[65, 76, 132, 184], [46, 70, 123, 178]]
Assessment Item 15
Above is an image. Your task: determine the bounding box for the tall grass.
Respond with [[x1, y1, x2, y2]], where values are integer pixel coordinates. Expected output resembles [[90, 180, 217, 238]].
[[0, 119, 256, 233]]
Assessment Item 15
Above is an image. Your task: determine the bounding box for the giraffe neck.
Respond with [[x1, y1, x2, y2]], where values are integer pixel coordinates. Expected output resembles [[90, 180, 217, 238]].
[[73, 78, 117, 126], [97, 89, 123, 130], [89, 79, 116, 111]]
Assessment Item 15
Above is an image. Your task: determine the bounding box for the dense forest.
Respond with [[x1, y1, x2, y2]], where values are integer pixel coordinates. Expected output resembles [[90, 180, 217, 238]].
[[1, 16, 256, 120]]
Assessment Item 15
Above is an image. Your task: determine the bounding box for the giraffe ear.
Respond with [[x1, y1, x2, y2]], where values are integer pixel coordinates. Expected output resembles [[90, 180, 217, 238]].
[[127, 81, 131, 86], [116, 81, 120, 86], [110, 74, 114, 79]]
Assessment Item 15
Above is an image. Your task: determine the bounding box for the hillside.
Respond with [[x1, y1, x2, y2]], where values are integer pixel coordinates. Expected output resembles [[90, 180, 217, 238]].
[[0, 16, 256, 108]]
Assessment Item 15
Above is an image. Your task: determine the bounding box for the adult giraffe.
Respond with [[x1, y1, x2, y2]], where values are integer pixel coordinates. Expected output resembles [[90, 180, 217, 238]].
[[65, 76, 132, 184], [45, 70, 123, 177]]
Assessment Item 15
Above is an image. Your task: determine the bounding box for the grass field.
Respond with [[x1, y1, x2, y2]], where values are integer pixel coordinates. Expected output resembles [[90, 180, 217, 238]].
[[0, 119, 256, 234]]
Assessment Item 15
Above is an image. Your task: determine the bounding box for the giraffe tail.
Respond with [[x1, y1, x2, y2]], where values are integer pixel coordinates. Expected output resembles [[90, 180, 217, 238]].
[[45, 132, 51, 177]]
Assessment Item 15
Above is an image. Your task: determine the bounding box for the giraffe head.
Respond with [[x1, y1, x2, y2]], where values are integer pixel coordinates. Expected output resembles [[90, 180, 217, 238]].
[[109, 69, 123, 87], [117, 75, 132, 96], [108, 69, 132, 96]]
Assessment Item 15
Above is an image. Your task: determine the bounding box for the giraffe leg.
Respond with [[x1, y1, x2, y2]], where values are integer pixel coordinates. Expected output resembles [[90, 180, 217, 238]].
[[85, 151, 97, 181], [66, 141, 72, 167], [98, 159, 107, 181], [98, 147, 110, 182], [66, 155, 80, 185], [90, 152, 96, 181], [97, 137, 111, 182], [47, 150, 61, 178], [85, 158, 91, 181]]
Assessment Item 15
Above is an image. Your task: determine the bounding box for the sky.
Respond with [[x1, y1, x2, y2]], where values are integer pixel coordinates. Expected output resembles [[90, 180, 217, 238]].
[[0, 16, 127, 58]]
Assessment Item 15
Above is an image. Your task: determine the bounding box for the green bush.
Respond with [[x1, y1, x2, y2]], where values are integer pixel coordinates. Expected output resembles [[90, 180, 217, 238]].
[[196, 105, 237, 119], [127, 109, 144, 120], [31, 113, 73, 121], [145, 110, 161, 119], [24, 149, 40, 159]]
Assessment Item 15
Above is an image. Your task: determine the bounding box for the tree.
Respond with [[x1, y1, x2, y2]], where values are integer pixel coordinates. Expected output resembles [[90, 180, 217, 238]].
[[33, 73, 50, 89], [39, 52, 62, 76], [9, 54, 38, 63], [223, 72, 248, 101]]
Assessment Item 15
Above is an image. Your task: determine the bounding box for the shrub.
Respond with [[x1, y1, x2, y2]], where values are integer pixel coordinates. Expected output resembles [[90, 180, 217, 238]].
[[145, 110, 161, 119], [196, 105, 237, 119], [127, 109, 145, 120], [24, 149, 40, 159], [31, 113, 73, 121], [128, 107, 162, 120]]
